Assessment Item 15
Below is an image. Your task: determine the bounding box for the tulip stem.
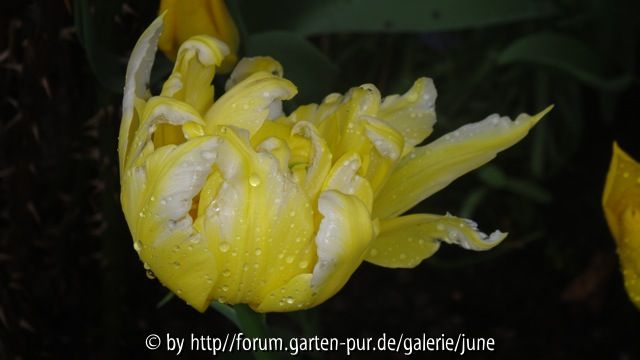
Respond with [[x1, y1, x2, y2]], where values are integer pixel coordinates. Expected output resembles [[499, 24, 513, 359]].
[[234, 304, 274, 360], [234, 304, 268, 338]]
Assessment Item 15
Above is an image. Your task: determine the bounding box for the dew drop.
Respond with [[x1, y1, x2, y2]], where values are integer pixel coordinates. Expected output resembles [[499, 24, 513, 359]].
[[289, 211, 296, 217], [133, 240, 142, 252], [255, 248, 263, 256], [219, 242, 230, 252], [222, 269, 231, 277], [173, 261, 181, 269], [298, 260, 308, 269], [145, 270, 155, 279], [369, 249, 379, 257], [249, 173, 261, 187], [284, 296, 294, 304], [285, 255, 294, 264], [221, 285, 229, 292]]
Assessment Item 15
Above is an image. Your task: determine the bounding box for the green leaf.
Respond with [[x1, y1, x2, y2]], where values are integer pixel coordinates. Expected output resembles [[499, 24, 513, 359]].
[[245, 32, 338, 105], [497, 32, 633, 91], [73, 0, 127, 93], [239, 0, 555, 35]]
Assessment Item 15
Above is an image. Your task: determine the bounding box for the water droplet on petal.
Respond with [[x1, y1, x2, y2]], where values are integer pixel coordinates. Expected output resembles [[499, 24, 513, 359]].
[[222, 269, 231, 277], [133, 240, 142, 252], [285, 255, 294, 264], [369, 249, 379, 257], [145, 270, 155, 279], [255, 248, 262, 256], [219, 242, 230, 252], [249, 173, 261, 187]]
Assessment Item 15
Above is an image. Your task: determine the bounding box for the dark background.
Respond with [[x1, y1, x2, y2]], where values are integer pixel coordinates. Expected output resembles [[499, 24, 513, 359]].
[[1, 0, 639, 359]]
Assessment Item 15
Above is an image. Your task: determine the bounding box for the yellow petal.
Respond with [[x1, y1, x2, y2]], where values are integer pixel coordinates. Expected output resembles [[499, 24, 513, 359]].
[[618, 207, 640, 308], [291, 121, 332, 201], [195, 128, 316, 306], [602, 142, 640, 309], [603, 142, 640, 240], [122, 136, 221, 312], [158, 0, 239, 73], [366, 214, 506, 268], [378, 77, 437, 155], [161, 35, 229, 115], [322, 153, 373, 212], [204, 72, 297, 136], [255, 190, 373, 312], [225, 57, 284, 90], [119, 15, 164, 174], [374, 106, 553, 219], [126, 96, 206, 170]]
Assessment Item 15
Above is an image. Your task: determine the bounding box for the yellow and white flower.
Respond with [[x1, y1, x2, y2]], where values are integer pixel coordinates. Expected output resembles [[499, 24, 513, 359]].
[[603, 142, 640, 309], [118, 16, 551, 312]]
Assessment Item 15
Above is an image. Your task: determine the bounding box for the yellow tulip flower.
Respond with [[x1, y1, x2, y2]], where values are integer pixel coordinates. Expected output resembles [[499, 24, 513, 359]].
[[603, 142, 640, 309], [158, 0, 239, 73], [119, 16, 551, 312]]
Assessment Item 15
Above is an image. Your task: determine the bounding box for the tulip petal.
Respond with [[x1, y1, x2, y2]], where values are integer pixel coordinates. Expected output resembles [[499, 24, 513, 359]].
[[291, 121, 332, 201], [322, 153, 373, 212], [122, 136, 220, 312], [195, 128, 317, 306], [618, 207, 640, 308], [379, 77, 437, 155], [374, 106, 553, 219], [365, 213, 505, 268], [119, 15, 164, 174], [311, 190, 373, 302], [158, 0, 239, 72], [255, 190, 373, 312], [161, 35, 229, 115], [126, 96, 206, 170], [603, 142, 640, 309], [204, 72, 297, 136], [603, 142, 640, 240], [225, 56, 284, 90]]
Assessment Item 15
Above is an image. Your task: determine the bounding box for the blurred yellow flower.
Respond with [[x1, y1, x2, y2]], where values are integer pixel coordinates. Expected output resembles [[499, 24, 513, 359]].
[[158, 0, 239, 73], [603, 142, 640, 309], [119, 16, 551, 312]]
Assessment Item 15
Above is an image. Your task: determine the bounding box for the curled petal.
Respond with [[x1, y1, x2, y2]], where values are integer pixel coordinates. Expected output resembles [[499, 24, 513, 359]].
[[204, 72, 297, 136], [194, 128, 316, 306], [374, 106, 553, 219], [291, 121, 332, 201], [256, 190, 373, 312], [119, 15, 164, 174], [225, 56, 284, 90], [122, 136, 221, 312], [161, 35, 229, 114], [379, 77, 437, 155], [366, 214, 506, 268], [158, 0, 239, 72]]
